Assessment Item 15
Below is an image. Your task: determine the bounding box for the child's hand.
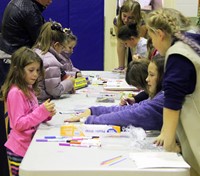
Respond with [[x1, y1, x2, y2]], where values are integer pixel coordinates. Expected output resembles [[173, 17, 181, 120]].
[[67, 76, 76, 94], [154, 133, 181, 153], [76, 72, 82, 78], [154, 133, 164, 146], [132, 54, 141, 61], [64, 109, 91, 122], [43, 99, 56, 116], [119, 94, 135, 106], [69, 87, 76, 94], [67, 75, 75, 84]]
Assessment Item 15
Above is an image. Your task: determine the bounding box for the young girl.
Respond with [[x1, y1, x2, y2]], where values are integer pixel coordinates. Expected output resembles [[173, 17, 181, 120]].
[[146, 8, 200, 176], [59, 28, 82, 78], [66, 56, 164, 131], [33, 21, 75, 102], [113, 0, 147, 72], [1, 47, 56, 176], [120, 59, 149, 106], [117, 22, 147, 60]]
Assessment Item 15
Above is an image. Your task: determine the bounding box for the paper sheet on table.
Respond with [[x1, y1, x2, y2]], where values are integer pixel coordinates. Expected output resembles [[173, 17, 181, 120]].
[[129, 152, 190, 168], [103, 79, 138, 91]]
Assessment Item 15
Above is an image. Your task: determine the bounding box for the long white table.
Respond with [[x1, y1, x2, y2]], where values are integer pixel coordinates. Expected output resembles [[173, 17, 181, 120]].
[[19, 71, 190, 176]]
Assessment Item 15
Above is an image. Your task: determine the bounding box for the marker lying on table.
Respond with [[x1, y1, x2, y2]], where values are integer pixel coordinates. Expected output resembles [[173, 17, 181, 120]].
[[36, 139, 67, 142], [59, 111, 76, 114], [100, 155, 123, 165], [108, 157, 127, 166], [36, 136, 99, 142], [44, 136, 99, 140], [59, 143, 91, 148]]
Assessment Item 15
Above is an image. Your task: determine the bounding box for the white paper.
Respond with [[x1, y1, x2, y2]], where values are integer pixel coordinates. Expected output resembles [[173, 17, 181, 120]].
[[104, 79, 138, 91], [137, 0, 151, 8], [129, 152, 190, 168]]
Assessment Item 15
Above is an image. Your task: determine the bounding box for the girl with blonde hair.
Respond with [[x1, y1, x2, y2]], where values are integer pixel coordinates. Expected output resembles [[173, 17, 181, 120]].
[[146, 8, 200, 176]]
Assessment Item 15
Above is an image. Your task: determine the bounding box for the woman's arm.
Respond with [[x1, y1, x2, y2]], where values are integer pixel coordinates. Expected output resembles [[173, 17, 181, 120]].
[[114, 25, 126, 68]]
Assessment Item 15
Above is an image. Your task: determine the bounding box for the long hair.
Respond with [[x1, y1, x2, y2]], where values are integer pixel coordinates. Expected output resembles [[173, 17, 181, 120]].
[[33, 21, 67, 54], [149, 54, 164, 98], [117, 0, 142, 28], [146, 8, 200, 56], [126, 59, 150, 93], [1, 47, 44, 100]]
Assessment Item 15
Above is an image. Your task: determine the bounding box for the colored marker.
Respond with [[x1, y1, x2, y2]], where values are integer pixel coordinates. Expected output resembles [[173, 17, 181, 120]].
[[59, 143, 91, 148], [36, 139, 67, 142], [100, 155, 122, 165], [44, 136, 68, 139], [108, 157, 127, 166]]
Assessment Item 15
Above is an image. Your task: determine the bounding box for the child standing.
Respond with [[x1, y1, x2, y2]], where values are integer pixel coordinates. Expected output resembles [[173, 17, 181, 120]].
[[59, 28, 82, 77], [146, 8, 200, 176], [113, 0, 147, 72], [33, 21, 75, 102], [1, 47, 56, 176]]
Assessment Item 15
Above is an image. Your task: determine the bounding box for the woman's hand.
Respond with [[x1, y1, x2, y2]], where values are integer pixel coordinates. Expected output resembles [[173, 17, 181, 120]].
[[43, 99, 56, 116]]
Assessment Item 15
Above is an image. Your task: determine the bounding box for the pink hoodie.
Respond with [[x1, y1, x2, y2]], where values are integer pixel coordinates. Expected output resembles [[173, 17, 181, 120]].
[[5, 86, 51, 157]]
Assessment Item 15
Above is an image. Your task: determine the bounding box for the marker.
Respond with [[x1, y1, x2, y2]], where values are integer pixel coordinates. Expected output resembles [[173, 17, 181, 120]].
[[68, 141, 82, 144], [36, 139, 67, 142], [59, 143, 91, 148], [44, 136, 68, 139], [100, 155, 123, 165], [43, 136, 98, 140], [59, 111, 76, 114], [108, 157, 127, 166], [122, 96, 130, 105]]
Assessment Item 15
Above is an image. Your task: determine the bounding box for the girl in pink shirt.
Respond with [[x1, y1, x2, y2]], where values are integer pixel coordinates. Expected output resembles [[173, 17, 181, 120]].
[[1, 47, 56, 176]]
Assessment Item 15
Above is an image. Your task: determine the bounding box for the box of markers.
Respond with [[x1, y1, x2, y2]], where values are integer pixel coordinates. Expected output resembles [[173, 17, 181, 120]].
[[60, 124, 121, 137]]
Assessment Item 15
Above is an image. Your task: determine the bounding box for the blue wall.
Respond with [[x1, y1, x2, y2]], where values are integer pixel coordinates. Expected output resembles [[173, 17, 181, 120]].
[[1, 0, 104, 70], [0, 0, 10, 30], [44, 0, 104, 70]]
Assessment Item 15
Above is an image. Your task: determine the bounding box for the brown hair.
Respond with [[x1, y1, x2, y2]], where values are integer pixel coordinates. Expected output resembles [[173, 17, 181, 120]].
[[117, 0, 142, 28], [1, 47, 44, 100], [126, 59, 149, 93], [33, 21, 68, 54]]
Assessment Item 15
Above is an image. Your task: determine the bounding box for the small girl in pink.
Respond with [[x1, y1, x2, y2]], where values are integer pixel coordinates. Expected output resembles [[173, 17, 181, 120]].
[[1, 47, 56, 176]]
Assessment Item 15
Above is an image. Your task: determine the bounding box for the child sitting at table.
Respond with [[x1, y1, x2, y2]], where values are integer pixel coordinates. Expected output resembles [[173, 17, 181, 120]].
[[33, 21, 75, 102], [120, 59, 149, 105], [65, 55, 164, 131], [1, 47, 56, 176], [59, 28, 82, 78]]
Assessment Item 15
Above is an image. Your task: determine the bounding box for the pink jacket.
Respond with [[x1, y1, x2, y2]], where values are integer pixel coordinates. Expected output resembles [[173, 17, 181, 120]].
[[5, 86, 51, 157]]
